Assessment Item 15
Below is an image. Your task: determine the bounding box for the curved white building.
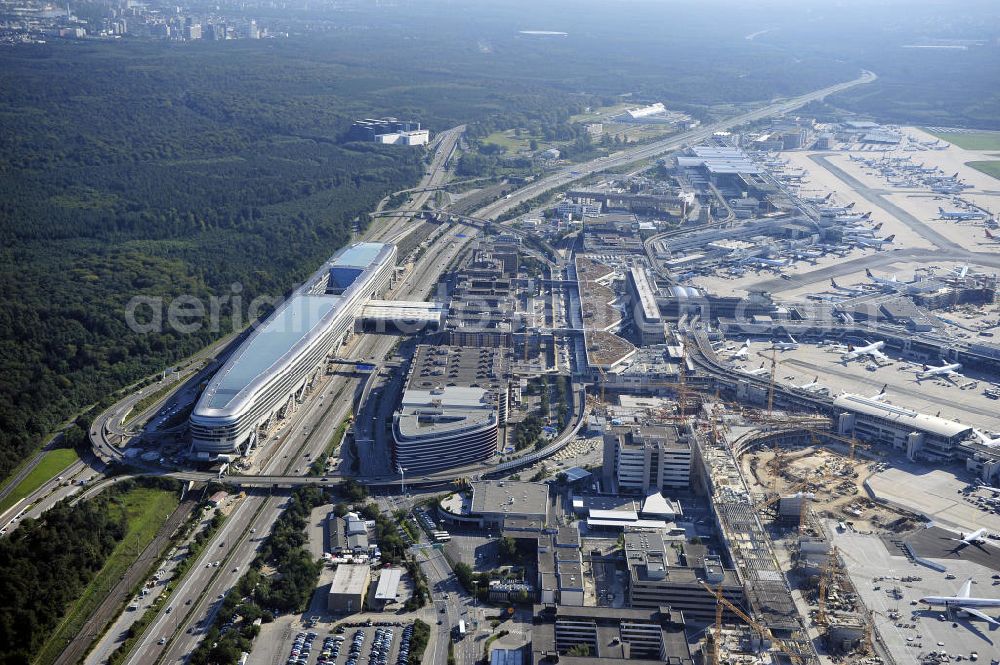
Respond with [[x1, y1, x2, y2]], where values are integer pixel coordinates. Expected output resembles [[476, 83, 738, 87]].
[[391, 345, 508, 474], [392, 385, 501, 475], [190, 242, 396, 454]]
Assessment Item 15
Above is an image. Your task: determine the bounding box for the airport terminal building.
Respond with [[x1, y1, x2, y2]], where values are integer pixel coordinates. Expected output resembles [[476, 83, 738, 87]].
[[190, 242, 396, 454]]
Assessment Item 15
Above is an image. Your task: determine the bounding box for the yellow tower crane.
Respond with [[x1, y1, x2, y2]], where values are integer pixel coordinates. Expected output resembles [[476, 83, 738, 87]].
[[815, 545, 839, 625], [767, 347, 778, 418], [700, 581, 804, 665]]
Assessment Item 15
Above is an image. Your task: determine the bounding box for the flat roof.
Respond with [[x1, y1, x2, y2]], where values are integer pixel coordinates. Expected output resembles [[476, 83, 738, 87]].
[[330, 563, 370, 595], [471, 480, 548, 519], [833, 393, 973, 438], [201, 294, 340, 410], [629, 267, 660, 323], [194, 242, 394, 421], [395, 385, 497, 438], [361, 300, 446, 324], [374, 568, 403, 601]]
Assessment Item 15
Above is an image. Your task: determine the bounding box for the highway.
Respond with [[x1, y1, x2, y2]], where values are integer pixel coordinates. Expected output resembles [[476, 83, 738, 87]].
[[74, 71, 881, 664], [88, 71, 879, 487], [118, 129, 473, 665], [474, 70, 876, 221]]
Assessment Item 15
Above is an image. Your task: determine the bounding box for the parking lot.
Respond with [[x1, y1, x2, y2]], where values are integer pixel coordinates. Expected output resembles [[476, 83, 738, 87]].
[[278, 620, 415, 665]]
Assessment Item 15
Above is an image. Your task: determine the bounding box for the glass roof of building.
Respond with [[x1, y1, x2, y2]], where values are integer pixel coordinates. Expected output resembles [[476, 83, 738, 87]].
[[203, 294, 340, 409], [332, 242, 383, 268]]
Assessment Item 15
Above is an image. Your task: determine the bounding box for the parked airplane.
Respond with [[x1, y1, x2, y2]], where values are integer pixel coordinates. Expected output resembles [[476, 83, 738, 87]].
[[985, 229, 1000, 243], [772, 334, 799, 351], [832, 212, 872, 224], [743, 257, 789, 268], [842, 340, 887, 362], [951, 264, 971, 278], [933, 184, 970, 195], [830, 278, 867, 296], [951, 528, 989, 545], [916, 361, 963, 382], [865, 268, 900, 289], [743, 362, 770, 377], [939, 207, 986, 221], [729, 341, 750, 361], [920, 578, 1000, 625], [853, 234, 895, 250], [976, 430, 1000, 446], [819, 202, 856, 216], [802, 193, 832, 204], [795, 376, 821, 390]]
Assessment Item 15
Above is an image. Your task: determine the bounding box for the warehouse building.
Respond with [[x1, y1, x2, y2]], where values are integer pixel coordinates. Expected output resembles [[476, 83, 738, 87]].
[[328, 564, 370, 613], [372, 568, 403, 610]]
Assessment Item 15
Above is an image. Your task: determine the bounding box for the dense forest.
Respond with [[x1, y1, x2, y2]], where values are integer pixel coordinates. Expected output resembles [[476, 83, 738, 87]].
[[0, 477, 179, 665], [1, 0, 996, 482]]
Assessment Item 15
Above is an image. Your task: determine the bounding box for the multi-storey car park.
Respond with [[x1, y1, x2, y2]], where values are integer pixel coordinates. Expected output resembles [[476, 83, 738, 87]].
[[189, 242, 397, 455], [391, 345, 510, 475]]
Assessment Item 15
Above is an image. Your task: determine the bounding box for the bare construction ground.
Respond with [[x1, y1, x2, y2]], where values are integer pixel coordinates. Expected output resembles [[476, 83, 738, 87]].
[[742, 444, 909, 533]]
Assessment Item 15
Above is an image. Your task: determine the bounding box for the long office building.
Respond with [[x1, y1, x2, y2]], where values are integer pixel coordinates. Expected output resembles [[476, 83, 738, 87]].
[[602, 425, 692, 494], [190, 242, 397, 454]]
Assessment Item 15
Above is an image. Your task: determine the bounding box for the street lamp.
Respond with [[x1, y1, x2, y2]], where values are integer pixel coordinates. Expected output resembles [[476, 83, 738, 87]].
[[397, 464, 406, 495]]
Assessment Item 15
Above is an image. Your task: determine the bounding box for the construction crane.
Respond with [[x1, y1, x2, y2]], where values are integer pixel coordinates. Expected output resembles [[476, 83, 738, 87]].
[[815, 545, 839, 625], [805, 428, 870, 462], [595, 364, 609, 403], [756, 479, 810, 512], [700, 581, 804, 665], [767, 347, 778, 418]]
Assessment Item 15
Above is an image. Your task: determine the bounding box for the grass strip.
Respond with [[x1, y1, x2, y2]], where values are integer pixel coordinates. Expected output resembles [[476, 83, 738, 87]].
[[0, 448, 80, 515], [33, 487, 179, 665], [967, 160, 1000, 181]]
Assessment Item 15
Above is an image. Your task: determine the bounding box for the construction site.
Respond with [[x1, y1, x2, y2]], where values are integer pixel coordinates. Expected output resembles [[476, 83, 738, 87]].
[[690, 399, 924, 665]]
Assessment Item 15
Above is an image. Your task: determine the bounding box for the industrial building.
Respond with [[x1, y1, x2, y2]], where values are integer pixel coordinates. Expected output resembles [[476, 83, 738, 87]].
[[328, 564, 370, 613], [834, 393, 974, 461], [602, 425, 692, 494], [190, 242, 396, 454], [530, 604, 693, 665], [391, 345, 510, 474], [371, 567, 403, 610], [347, 117, 428, 145], [624, 532, 744, 623]]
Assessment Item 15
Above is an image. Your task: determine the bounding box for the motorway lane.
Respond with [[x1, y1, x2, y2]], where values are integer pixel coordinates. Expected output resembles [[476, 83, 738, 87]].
[[138, 281, 438, 663], [132, 389, 361, 664], [95, 73, 881, 663], [1, 460, 99, 535], [474, 71, 876, 222], [370, 125, 464, 244], [73, 128, 470, 664]]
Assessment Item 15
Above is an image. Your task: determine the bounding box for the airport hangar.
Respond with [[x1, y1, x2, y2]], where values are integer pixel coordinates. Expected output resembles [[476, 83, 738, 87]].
[[189, 242, 403, 455]]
